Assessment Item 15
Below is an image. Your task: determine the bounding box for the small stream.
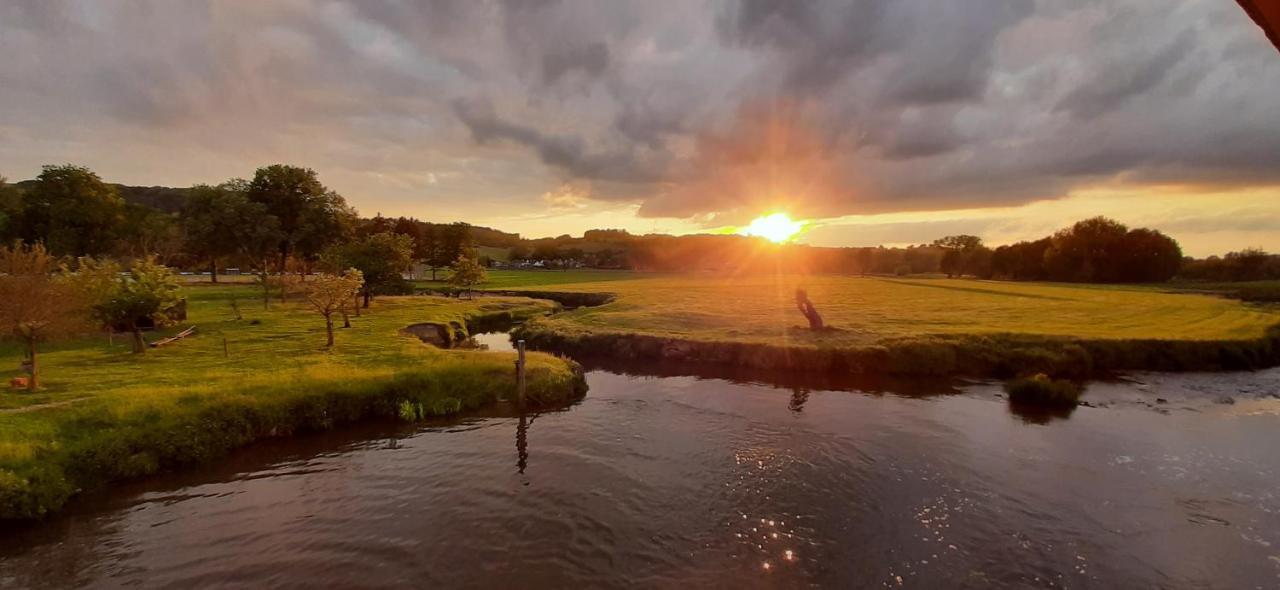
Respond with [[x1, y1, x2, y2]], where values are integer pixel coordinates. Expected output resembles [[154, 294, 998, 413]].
[[2, 331, 1279, 588]]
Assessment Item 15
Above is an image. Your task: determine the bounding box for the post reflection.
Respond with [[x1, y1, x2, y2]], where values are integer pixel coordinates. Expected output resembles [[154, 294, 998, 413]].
[[788, 388, 810, 413], [515, 412, 538, 474]]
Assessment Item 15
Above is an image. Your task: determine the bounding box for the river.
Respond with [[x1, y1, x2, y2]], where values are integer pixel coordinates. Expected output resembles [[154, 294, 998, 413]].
[[2, 332, 1278, 588]]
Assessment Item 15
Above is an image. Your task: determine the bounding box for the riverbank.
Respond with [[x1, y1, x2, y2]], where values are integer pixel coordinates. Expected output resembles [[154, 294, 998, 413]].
[[0, 286, 585, 520], [485, 274, 1280, 378]]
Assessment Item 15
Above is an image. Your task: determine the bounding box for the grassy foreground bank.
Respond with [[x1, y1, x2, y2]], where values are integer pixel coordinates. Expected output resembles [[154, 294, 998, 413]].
[[0, 286, 584, 520], [490, 273, 1280, 377]]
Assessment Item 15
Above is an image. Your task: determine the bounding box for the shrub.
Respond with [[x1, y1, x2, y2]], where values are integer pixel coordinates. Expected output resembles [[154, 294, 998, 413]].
[[1004, 374, 1082, 408]]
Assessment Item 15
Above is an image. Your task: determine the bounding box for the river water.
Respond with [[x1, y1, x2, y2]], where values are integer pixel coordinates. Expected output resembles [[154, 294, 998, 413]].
[[2, 332, 1279, 588]]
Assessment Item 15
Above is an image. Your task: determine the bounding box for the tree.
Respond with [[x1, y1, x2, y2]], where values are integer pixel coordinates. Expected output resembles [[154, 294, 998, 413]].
[[74, 257, 184, 353], [1225, 248, 1270, 282], [183, 181, 279, 283], [246, 165, 355, 271], [933, 235, 985, 278], [1042, 217, 1181, 283], [0, 242, 86, 390], [448, 255, 487, 299], [0, 176, 21, 242], [18, 164, 124, 256], [440, 223, 472, 268], [1120, 228, 1182, 282], [420, 224, 445, 280], [304, 269, 363, 347], [119, 203, 183, 263], [325, 232, 414, 307]]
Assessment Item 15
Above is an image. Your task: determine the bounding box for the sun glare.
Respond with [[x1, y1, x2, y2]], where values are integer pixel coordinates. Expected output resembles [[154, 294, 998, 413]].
[[741, 213, 805, 243]]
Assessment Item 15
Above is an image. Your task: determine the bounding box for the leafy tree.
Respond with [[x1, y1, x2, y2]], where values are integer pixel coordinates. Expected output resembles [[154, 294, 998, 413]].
[[933, 235, 985, 278], [420, 224, 445, 280], [74, 257, 184, 353], [448, 255, 487, 299], [440, 222, 472, 268], [1224, 248, 1270, 282], [0, 242, 86, 390], [246, 165, 355, 271], [324, 232, 414, 307], [183, 181, 279, 283], [1042, 217, 1181, 283], [19, 164, 124, 256], [991, 238, 1051, 280], [119, 203, 183, 263], [0, 176, 21, 242], [1120, 228, 1181, 282], [303, 269, 363, 347]]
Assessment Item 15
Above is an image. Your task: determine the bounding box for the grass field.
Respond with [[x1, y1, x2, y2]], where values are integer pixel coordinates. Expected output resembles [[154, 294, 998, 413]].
[[499, 274, 1279, 344], [0, 286, 582, 519], [484, 271, 1280, 377]]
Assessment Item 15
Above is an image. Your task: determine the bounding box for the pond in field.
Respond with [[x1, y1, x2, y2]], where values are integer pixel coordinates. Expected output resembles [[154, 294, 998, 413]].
[[2, 334, 1280, 588]]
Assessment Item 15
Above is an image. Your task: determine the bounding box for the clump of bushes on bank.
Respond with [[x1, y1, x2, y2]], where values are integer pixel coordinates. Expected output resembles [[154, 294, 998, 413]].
[[1004, 374, 1083, 407]]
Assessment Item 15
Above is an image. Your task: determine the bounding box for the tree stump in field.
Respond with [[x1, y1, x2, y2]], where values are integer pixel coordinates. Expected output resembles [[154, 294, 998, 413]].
[[795, 289, 824, 331]]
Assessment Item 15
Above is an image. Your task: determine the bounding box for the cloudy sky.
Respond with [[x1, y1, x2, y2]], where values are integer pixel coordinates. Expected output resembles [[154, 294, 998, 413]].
[[2, 0, 1278, 256]]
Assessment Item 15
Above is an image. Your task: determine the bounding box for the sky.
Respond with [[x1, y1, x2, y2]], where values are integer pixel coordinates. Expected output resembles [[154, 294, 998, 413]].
[[1, 0, 1278, 257]]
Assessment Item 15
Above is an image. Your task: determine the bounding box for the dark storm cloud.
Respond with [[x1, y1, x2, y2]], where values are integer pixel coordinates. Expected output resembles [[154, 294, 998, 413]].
[[452, 97, 668, 185], [2, 0, 1279, 226], [1056, 30, 1197, 119]]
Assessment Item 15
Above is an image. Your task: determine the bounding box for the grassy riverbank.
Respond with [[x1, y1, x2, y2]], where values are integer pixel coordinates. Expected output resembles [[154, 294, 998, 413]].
[[491, 273, 1280, 377], [0, 286, 584, 520]]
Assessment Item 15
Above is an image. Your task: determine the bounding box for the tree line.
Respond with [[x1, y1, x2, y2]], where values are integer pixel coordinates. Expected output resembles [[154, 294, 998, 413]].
[[0, 164, 481, 291]]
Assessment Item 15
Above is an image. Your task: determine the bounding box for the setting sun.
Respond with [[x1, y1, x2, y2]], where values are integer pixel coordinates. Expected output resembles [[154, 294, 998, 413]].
[[740, 213, 806, 243]]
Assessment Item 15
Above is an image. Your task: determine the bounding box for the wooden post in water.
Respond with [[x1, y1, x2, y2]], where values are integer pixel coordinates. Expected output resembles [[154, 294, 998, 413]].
[[223, 335, 229, 359], [516, 339, 527, 406]]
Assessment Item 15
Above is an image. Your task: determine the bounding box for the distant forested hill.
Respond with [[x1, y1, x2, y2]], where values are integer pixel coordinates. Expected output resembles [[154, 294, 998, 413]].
[[13, 180, 191, 214]]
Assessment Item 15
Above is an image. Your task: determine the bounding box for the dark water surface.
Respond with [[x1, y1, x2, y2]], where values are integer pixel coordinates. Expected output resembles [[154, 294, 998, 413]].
[[2, 334, 1279, 588]]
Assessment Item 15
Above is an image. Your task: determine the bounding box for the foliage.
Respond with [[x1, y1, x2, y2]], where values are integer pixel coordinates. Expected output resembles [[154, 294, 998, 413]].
[[1042, 217, 1182, 283], [1004, 374, 1083, 408], [932, 235, 991, 278], [0, 177, 20, 242], [323, 232, 414, 307], [0, 287, 579, 519], [246, 164, 355, 267], [1180, 248, 1280, 282], [116, 203, 182, 264], [447, 255, 488, 298], [304, 269, 364, 346], [183, 181, 280, 279], [16, 165, 124, 256], [0, 242, 87, 390], [71, 257, 184, 353]]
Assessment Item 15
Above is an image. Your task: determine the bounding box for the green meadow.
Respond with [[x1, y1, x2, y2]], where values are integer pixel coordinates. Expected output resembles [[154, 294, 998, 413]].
[[495, 273, 1280, 376], [0, 285, 583, 519]]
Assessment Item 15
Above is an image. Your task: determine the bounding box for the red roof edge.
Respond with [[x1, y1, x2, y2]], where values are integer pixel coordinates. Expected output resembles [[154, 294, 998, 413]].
[[1238, 0, 1280, 53]]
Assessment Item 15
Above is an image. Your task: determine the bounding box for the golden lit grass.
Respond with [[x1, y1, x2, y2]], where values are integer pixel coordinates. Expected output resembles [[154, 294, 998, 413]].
[[0, 286, 579, 519], [511, 275, 1280, 347]]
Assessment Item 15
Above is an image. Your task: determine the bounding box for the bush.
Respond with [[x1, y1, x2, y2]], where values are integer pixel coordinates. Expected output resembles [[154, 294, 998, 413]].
[[1004, 374, 1082, 408]]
